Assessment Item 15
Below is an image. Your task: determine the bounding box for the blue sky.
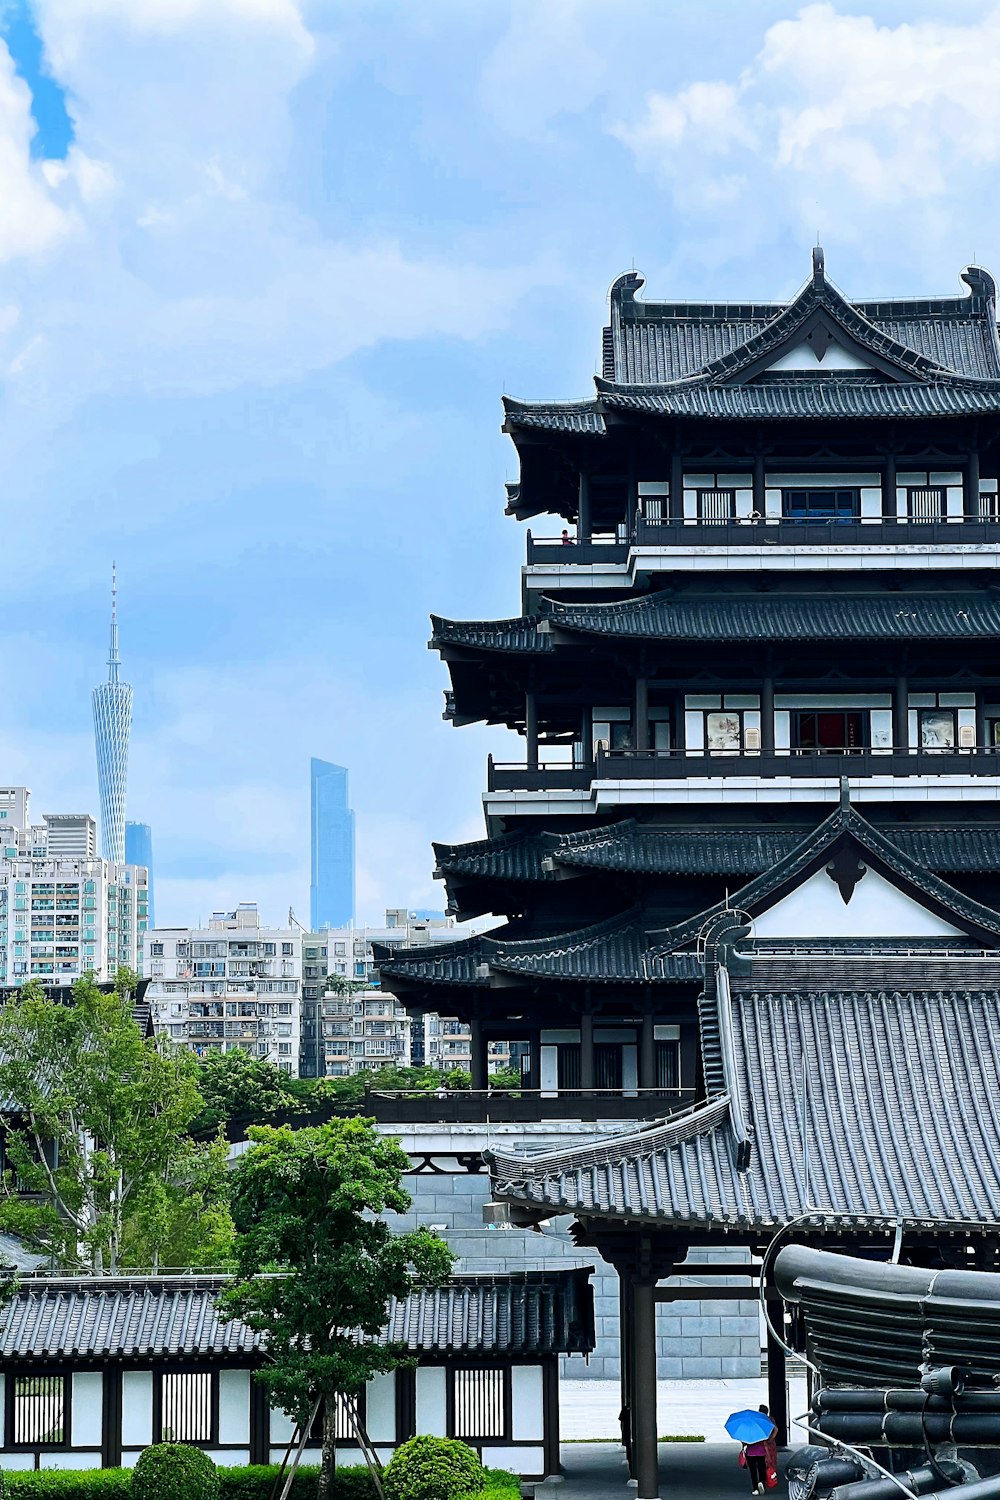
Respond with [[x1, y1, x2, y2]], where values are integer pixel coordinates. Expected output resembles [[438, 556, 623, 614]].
[[2, 0, 1000, 925]]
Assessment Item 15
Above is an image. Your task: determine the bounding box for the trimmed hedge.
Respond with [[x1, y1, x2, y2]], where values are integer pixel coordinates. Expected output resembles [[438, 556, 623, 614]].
[[7, 1477, 132, 1500], [4, 1460, 519, 1500], [218, 1470, 373, 1500]]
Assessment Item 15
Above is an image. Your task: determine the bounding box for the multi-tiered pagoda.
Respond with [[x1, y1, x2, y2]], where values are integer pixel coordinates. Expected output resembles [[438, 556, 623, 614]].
[[380, 251, 1000, 1500]]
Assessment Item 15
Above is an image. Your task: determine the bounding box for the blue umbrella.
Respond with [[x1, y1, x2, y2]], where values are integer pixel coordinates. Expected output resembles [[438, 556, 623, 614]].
[[725, 1409, 776, 1444]]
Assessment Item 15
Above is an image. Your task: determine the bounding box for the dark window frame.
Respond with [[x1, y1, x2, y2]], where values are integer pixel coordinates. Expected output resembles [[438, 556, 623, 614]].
[[448, 1366, 510, 1442], [154, 1368, 219, 1446], [906, 485, 946, 522], [307, 1389, 366, 1442], [695, 487, 737, 522], [8, 1369, 71, 1450], [781, 487, 860, 522], [790, 710, 868, 754]]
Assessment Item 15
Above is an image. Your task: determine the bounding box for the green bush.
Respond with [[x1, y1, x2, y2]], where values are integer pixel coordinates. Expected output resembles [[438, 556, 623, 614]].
[[481, 1473, 519, 1500], [132, 1446, 219, 1500], [7, 1476, 131, 1500], [218, 1469, 374, 1500], [384, 1437, 484, 1500]]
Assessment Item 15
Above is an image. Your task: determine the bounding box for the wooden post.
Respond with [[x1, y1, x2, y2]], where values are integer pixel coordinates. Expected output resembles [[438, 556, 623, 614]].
[[977, 691, 989, 751], [470, 1017, 488, 1091], [580, 1010, 595, 1093], [632, 1279, 660, 1499], [525, 691, 538, 771], [669, 451, 683, 521], [752, 450, 766, 518], [673, 691, 686, 754], [634, 675, 649, 752], [760, 675, 775, 755], [580, 705, 594, 770], [526, 1027, 541, 1091], [640, 1014, 656, 1091], [578, 470, 592, 541], [893, 675, 909, 752], [619, 1273, 635, 1478], [626, 454, 638, 537], [968, 448, 981, 519], [766, 1322, 789, 1447], [882, 451, 897, 521]]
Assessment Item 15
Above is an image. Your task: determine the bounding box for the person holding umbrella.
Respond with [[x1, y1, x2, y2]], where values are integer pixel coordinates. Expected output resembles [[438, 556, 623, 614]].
[[725, 1404, 777, 1493]]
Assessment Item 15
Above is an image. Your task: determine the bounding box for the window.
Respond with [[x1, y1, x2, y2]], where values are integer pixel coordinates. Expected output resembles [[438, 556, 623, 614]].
[[307, 1391, 361, 1440], [696, 487, 736, 522], [907, 485, 945, 522], [282, 942, 293, 955], [920, 707, 956, 750], [149, 942, 164, 957], [792, 711, 866, 754], [706, 711, 743, 753], [452, 1368, 506, 1439], [782, 487, 860, 522], [158, 1372, 214, 1442], [11, 1373, 67, 1446]]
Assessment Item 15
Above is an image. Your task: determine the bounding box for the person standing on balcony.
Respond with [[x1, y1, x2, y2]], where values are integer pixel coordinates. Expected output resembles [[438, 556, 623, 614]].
[[561, 529, 572, 544]]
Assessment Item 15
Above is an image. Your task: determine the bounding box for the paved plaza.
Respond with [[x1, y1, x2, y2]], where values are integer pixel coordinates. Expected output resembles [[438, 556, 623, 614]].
[[554, 1377, 810, 1497]]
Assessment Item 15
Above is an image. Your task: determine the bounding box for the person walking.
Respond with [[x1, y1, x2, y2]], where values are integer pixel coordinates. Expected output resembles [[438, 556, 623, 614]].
[[743, 1404, 777, 1494], [727, 1403, 777, 1493]]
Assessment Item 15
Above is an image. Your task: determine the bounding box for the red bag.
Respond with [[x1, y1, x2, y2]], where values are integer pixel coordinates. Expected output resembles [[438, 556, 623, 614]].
[[766, 1467, 778, 1489], [737, 1451, 747, 1469]]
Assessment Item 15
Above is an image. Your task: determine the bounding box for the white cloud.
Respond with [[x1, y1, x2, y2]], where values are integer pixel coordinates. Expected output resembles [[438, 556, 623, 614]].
[[612, 4, 1000, 275], [479, 0, 607, 139]]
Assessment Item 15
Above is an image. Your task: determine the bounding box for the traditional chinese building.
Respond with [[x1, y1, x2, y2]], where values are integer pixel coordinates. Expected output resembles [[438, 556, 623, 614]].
[[379, 251, 1000, 1500]]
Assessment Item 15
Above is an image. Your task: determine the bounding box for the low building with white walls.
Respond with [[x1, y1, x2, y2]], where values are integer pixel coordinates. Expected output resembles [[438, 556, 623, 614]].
[[301, 909, 511, 1078], [146, 903, 302, 1073], [0, 788, 147, 985]]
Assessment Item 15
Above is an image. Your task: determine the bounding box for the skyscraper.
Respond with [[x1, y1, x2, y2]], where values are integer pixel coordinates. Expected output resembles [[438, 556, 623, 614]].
[[92, 566, 132, 863], [310, 759, 354, 929], [125, 822, 154, 927]]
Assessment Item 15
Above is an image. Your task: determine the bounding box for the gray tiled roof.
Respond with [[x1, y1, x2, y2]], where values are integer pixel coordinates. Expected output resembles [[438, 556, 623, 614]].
[[435, 823, 1000, 887], [598, 379, 1000, 421], [489, 987, 1000, 1231], [0, 1269, 595, 1361], [433, 594, 1000, 655]]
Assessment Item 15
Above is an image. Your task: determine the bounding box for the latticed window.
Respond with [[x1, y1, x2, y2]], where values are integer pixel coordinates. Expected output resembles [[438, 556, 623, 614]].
[[907, 486, 945, 521], [159, 1372, 214, 1443], [12, 1374, 67, 1446], [308, 1392, 361, 1440], [452, 1368, 506, 1438], [696, 488, 736, 522]]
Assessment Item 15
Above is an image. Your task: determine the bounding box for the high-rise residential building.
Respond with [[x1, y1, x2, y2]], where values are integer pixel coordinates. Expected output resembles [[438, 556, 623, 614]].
[[146, 903, 303, 1073], [300, 909, 511, 1078], [309, 758, 354, 929], [92, 568, 132, 864], [125, 823, 154, 928]]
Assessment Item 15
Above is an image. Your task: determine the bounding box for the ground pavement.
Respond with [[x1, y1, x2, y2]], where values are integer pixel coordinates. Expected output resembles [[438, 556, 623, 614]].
[[552, 1376, 811, 1498]]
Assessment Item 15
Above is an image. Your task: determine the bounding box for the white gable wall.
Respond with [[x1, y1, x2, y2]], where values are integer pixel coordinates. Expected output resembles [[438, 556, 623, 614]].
[[764, 339, 873, 372], [752, 866, 964, 940]]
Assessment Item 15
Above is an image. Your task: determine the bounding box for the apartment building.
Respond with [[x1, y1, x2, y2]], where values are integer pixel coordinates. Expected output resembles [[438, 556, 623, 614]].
[[301, 909, 510, 1078], [0, 788, 146, 984], [146, 903, 302, 1073]]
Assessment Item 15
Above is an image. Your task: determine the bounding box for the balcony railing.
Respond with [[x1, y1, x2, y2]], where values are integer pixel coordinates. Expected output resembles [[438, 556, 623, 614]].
[[526, 514, 1000, 561], [488, 745, 1000, 791]]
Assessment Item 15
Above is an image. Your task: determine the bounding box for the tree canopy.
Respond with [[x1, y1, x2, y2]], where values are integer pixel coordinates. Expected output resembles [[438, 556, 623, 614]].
[[219, 1119, 454, 1500], [0, 973, 231, 1271]]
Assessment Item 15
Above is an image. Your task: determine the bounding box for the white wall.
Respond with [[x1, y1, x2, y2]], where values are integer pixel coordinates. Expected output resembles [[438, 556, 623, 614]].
[[511, 1367, 544, 1442], [365, 1374, 396, 1444], [219, 1371, 250, 1446], [121, 1371, 153, 1448], [753, 867, 964, 940], [415, 1368, 447, 1437], [71, 1372, 103, 1449]]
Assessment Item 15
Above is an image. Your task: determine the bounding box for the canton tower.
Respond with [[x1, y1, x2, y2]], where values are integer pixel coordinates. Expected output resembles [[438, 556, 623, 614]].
[[92, 566, 132, 863]]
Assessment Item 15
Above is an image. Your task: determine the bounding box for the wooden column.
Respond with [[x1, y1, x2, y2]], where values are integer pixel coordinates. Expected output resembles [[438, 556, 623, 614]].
[[626, 454, 638, 537], [967, 448, 981, 519], [542, 1358, 561, 1478], [578, 470, 592, 541], [580, 1010, 595, 1093], [619, 1274, 635, 1478], [632, 1279, 660, 1500], [525, 691, 538, 771], [669, 450, 684, 521], [766, 1322, 789, 1447], [760, 674, 775, 755], [526, 1027, 541, 1092], [640, 1014, 656, 1091], [752, 450, 766, 517], [634, 674, 649, 752], [470, 1017, 488, 1091], [673, 691, 686, 753], [882, 451, 897, 520], [893, 675, 909, 751], [102, 1368, 123, 1468], [977, 691, 989, 751], [580, 705, 594, 770]]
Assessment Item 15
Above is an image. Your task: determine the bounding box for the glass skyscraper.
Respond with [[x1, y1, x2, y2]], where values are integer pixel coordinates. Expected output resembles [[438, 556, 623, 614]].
[[92, 568, 132, 863], [125, 822, 154, 927], [310, 759, 355, 930]]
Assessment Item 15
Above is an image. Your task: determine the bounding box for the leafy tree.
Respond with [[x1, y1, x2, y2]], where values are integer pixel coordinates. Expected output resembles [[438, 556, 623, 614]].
[[191, 1048, 309, 1136], [219, 1120, 454, 1500], [0, 973, 227, 1271], [119, 1134, 234, 1271]]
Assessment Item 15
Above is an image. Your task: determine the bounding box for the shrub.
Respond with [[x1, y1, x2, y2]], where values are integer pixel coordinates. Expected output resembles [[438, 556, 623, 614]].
[[480, 1474, 519, 1500], [218, 1469, 375, 1500], [384, 1437, 484, 1500], [6, 1476, 131, 1500], [133, 1446, 219, 1500]]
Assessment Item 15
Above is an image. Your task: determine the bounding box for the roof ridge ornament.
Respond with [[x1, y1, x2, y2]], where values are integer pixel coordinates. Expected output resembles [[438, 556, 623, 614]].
[[812, 244, 826, 286]]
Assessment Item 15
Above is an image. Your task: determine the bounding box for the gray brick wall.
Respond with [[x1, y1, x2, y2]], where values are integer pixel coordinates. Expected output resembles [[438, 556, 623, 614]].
[[397, 1170, 760, 1380]]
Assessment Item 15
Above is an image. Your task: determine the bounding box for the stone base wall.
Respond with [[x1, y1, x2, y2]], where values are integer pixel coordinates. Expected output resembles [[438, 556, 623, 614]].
[[394, 1170, 760, 1380]]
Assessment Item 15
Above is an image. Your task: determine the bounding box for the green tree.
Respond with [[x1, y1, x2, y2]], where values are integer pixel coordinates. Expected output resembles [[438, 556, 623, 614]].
[[191, 1048, 309, 1136], [219, 1120, 455, 1500], [0, 974, 227, 1271]]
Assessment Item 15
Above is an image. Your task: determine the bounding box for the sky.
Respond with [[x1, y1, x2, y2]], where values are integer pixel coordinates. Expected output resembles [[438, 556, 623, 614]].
[[3, 0, 1000, 926]]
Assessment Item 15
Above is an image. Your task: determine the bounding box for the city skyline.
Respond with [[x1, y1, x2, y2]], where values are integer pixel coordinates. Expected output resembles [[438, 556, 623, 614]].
[[2, 3, 1000, 926], [310, 758, 355, 931]]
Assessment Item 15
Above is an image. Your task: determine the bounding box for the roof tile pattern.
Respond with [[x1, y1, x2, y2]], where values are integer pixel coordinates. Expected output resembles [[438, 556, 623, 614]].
[[0, 1271, 594, 1360], [490, 989, 1000, 1230]]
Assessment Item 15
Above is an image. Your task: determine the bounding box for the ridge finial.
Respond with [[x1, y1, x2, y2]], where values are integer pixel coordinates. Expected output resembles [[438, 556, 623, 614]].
[[812, 243, 826, 285]]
